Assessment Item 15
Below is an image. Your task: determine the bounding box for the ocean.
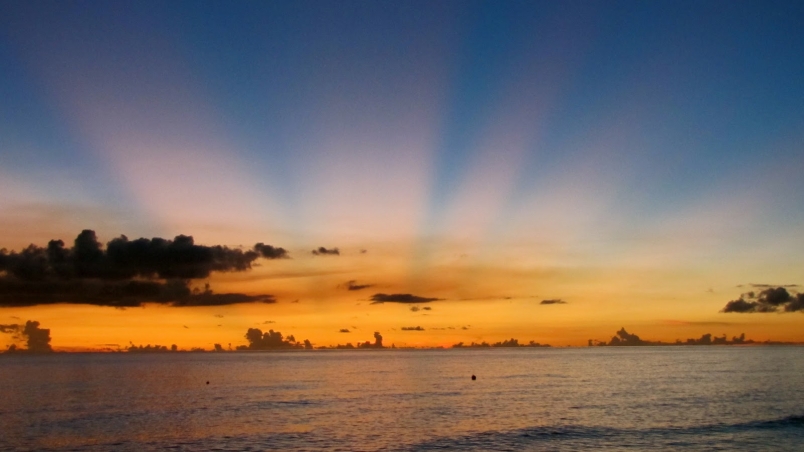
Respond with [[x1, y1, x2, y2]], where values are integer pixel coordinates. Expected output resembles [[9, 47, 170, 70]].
[[2, 347, 803, 451]]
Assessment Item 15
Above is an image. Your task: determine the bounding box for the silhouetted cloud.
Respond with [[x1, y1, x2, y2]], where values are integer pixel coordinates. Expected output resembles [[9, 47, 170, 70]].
[[237, 328, 312, 350], [0, 279, 274, 307], [590, 328, 757, 346], [344, 280, 373, 291], [410, 306, 420, 312], [311, 247, 339, 256], [453, 339, 550, 348], [401, 326, 425, 331], [370, 293, 441, 304], [1, 320, 52, 353], [540, 299, 567, 305], [339, 328, 350, 333], [721, 287, 803, 313], [0, 230, 286, 307], [254, 243, 289, 259]]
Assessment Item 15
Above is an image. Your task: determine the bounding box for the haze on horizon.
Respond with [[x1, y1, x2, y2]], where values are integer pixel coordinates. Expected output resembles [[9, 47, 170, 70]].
[[1, 1, 803, 351]]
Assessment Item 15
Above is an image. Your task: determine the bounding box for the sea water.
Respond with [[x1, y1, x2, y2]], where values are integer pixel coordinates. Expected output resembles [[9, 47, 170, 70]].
[[1, 347, 803, 451]]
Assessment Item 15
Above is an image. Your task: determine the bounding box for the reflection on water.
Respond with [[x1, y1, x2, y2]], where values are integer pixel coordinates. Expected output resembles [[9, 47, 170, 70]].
[[2, 347, 804, 450]]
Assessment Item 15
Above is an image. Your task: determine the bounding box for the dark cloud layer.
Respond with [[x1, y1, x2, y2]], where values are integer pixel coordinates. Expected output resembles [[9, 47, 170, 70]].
[[721, 287, 804, 313], [401, 326, 425, 331], [0, 230, 284, 307], [370, 293, 441, 304], [540, 299, 567, 305], [312, 247, 340, 256]]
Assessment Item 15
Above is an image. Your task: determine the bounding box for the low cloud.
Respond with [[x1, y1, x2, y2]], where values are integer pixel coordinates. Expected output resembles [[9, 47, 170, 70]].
[[312, 247, 340, 256], [0, 279, 274, 308], [540, 299, 567, 305], [721, 287, 804, 313], [0, 230, 286, 307], [370, 293, 441, 304], [237, 328, 312, 350], [401, 326, 425, 331], [1, 320, 52, 353], [339, 328, 350, 333]]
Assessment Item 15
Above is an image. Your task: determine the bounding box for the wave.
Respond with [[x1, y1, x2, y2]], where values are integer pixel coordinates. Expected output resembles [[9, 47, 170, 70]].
[[397, 415, 804, 451]]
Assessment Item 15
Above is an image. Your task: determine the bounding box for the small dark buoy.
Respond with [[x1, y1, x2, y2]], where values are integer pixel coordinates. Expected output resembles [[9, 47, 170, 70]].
[[206, 381, 210, 385], [471, 374, 476, 381]]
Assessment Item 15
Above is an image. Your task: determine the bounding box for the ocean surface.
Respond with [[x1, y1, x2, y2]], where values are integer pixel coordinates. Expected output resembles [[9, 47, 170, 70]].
[[2, 346, 803, 451]]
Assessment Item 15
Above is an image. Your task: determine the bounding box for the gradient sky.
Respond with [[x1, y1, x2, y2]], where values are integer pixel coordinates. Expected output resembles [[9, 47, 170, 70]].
[[1, 0, 803, 350]]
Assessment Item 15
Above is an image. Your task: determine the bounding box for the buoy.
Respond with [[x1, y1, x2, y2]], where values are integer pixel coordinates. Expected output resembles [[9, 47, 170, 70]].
[[471, 374, 476, 381]]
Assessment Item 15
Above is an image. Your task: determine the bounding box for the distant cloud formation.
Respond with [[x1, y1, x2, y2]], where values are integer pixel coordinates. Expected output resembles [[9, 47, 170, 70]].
[[590, 328, 755, 346], [344, 280, 373, 291], [721, 287, 804, 313], [312, 247, 340, 256], [237, 328, 312, 350], [1, 320, 52, 353], [540, 299, 567, 305], [401, 326, 425, 331], [370, 293, 441, 304], [339, 328, 350, 333], [0, 230, 283, 307]]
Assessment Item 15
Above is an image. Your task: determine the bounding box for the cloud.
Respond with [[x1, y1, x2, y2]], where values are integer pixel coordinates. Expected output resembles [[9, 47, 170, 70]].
[[401, 326, 425, 331], [0, 279, 275, 307], [749, 283, 799, 288], [370, 293, 441, 304], [0, 324, 20, 334], [410, 306, 420, 312], [344, 280, 373, 291], [540, 299, 567, 305], [237, 328, 312, 350], [1, 320, 52, 353], [0, 230, 283, 307], [253, 243, 289, 259], [339, 328, 350, 333], [721, 287, 803, 313], [312, 247, 339, 256]]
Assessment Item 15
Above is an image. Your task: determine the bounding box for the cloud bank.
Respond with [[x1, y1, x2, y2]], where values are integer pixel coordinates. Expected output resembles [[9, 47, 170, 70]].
[[0, 230, 283, 307]]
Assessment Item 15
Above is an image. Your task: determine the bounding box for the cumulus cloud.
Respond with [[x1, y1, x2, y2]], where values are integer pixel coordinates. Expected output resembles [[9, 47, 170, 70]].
[[237, 328, 312, 350], [721, 287, 804, 313], [312, 247, 339, 256], [540, 299, 567, 305], [339, 328, 350, 333], [344, 280, 373, 291], [370, 293, 441, 304], [0, 230, 283, 307], [401, 326, 425, 331], [1, 320, 52, 353]]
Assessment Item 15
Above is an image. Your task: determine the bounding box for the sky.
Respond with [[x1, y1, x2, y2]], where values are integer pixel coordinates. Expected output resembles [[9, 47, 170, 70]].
[[1, 0, 803, 351]]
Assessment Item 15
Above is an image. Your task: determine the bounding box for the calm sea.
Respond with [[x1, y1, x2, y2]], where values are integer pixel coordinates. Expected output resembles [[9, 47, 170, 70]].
[[2, 347, 803, 451]]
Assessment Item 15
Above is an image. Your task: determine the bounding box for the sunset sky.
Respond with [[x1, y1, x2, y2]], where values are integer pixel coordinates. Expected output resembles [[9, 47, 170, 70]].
[[1, 1, 803, 351]]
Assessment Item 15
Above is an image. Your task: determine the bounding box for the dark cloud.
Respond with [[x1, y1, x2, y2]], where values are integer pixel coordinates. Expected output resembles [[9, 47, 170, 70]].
[[0, 324, 20, 334], [312, 247, 340, 256], [253, 243, 289, 259], [1, 320, 52, 353], [0, 279, 274, 307], [339, 328, 350, 333], [344, 280, 373, 291], [0, 231, 284, 307], [749, 283, 799, 288], [401, 326, 425, 331], [423, 306, 432, 311], [721, 287, 802, 313], [540, 299, 567, 305], [452, 339, 550, 348], [237, 328, 312, 350], [370, 293, 441, 304], [410, 306, 420, 312]]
